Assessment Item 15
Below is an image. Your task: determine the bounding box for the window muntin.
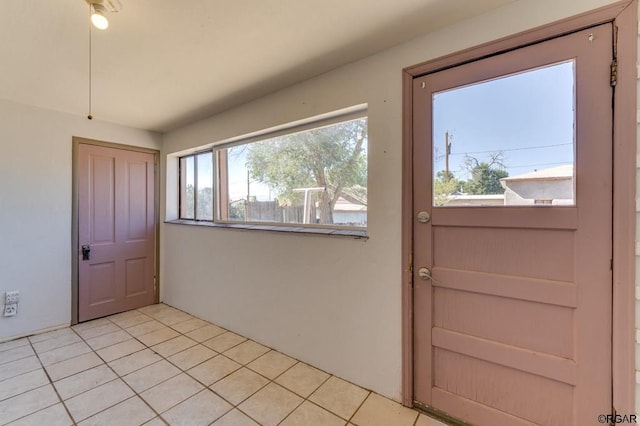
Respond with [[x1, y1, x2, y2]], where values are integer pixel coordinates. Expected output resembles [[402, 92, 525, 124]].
[[216, 117, 368, 228], [432, 60, 575, 207], [179, 151, 213, 220]]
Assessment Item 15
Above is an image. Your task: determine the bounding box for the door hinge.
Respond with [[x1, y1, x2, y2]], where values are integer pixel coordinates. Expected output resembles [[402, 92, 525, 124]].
[[154, 277, 157, 294]]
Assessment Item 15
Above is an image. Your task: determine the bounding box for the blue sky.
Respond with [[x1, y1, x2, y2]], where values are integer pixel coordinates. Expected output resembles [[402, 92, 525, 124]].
[[432, 60, 575, 180], [227, 145, 272, 201]]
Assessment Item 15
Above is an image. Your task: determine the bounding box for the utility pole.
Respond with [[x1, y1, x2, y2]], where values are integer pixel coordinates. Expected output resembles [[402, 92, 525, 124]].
[[445, 131, 452, 181], [246, 170, 250, 201]]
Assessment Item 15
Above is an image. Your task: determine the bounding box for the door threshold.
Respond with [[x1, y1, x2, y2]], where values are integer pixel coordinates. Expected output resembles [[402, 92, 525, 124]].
[[413, 401, 471, 426]]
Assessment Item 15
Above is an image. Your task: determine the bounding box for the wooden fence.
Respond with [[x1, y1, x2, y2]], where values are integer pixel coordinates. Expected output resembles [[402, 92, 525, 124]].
[[246, 200, 311, 224]]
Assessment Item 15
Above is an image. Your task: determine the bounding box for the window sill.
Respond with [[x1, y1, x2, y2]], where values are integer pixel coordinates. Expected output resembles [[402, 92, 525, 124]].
[[164, 220, 368, 239]]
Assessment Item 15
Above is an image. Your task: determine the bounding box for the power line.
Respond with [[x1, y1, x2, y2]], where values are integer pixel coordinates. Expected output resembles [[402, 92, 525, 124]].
[[448, 142, 572, 156], [508, 161, 572, 169]]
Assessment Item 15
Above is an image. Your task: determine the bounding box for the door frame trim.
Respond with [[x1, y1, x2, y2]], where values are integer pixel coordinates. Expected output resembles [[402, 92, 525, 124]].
[[71, 137, 161, 325], [401, 0, 637, 414]]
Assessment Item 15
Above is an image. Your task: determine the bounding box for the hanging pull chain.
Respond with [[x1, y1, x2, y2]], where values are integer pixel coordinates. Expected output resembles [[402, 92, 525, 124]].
[[88, 4, 93, 120]]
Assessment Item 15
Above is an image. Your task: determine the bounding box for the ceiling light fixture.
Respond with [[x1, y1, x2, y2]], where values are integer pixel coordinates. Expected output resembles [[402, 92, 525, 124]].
[[84, 0, 122, 120], [90, 5, 109, 30], [85, 0, 122, 30]]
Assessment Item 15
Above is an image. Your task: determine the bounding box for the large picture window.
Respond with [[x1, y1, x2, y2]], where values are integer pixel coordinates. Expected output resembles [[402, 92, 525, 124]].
[[177, 108, 368, 231], [217, 116, 367, 228]]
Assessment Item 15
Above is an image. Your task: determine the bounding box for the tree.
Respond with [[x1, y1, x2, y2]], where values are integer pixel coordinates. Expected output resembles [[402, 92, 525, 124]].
[[245, 119, 367, 224], [462, 153, 508, 195], [434, 170, 463, 206], [229, 200, 246, 221], [183, 184, 213, 219], [184, 184, 194, 217], [196, 187, 213, 220]]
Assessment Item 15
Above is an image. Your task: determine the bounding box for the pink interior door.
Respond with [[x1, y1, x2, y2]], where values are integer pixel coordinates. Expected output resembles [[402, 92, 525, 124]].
[[78, 143, 156, 322], [412, 24, 613, 425]]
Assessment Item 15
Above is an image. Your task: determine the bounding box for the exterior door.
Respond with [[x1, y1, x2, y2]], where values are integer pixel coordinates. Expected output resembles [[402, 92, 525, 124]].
[[412, 25, 613, 425], [78, 143, 157, 322]]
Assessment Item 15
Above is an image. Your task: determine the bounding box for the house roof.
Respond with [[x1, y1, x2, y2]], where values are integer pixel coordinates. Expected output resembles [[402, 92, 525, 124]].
[[334, 197, 366, 212], [448, 194, 505, 200], [501, 164, 573, 181]]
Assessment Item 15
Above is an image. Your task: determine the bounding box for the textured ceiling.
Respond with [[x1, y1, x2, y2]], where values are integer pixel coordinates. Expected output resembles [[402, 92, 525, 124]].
[[0, 0, 515, 132]]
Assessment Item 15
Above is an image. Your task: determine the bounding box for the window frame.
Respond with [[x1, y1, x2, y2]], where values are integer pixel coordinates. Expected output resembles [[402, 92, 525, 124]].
[[178, 149, 215, 221], [176, 105, 368, 234]]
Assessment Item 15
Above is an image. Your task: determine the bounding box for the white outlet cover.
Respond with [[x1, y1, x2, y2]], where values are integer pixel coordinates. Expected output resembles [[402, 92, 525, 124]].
[[5, 291, 19, 304], [3, 303, 17, 317]]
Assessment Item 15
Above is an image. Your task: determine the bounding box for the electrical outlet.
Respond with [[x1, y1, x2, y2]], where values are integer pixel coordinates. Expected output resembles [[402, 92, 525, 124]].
[[3, 304, 17, 317], [5, 291, 19, 305]]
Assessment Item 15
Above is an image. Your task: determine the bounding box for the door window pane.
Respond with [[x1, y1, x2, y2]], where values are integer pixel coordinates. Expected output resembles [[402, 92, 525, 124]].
[[433, 60, 575, 207]]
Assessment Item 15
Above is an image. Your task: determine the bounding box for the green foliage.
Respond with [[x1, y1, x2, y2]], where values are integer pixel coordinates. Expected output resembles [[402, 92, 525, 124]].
[[196, 187, 213, 220], [182, 184, 213, 220], [462, 165, 508, 194], [229, 201, 246, 220], [434, 153, 509, 204], [434, 171, 464, 206], [462, 154, 508, 195], [245, 118, 367, 224], [183, 184, 194, 218]]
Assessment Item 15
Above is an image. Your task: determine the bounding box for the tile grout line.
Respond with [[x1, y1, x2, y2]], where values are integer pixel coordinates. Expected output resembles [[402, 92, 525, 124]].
[[348, 391, 373, 425], [132, 307, 292, 425], [66, 308, 235, 424], [133, 308, 240, 425], [25, 333, 78, 426], [68, 313, 168, 425], [273, 362, 335, 425], [6, 303, 437, 426], [71, 309, 208, 423], [209, 347, 301, 414], [2, 308, 203, 426], [0, 338, 30, 354], [154, 302, 370, 426], [144, 335, 255, 422], [110, 308, 241, 424], [0, 349, 38, 367], [101, 311, 173, 425]]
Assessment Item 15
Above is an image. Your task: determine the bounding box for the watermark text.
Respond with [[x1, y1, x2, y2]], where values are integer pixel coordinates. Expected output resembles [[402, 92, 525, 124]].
[[598, 414, 638, 424]]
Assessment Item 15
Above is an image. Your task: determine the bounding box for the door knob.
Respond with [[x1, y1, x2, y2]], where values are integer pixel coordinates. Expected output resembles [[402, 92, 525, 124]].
[[418, 267, 431, 280], [81, 245, 91, 261], [417, 211, 430, 223]]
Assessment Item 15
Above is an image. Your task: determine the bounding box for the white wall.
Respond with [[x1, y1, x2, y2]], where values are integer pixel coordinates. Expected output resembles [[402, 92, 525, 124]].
[[0, 99, 161, 341], [161, 0, 626, 401]]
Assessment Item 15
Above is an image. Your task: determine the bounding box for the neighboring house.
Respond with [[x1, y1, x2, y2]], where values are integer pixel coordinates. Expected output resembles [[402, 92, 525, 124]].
[[329, 197, 367, 225], [445, 193, 505, 206], [501, 164, 574, 205], [443, 165, 574, 206]]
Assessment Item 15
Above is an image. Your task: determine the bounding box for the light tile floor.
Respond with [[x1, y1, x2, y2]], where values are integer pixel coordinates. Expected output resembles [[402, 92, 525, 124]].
[[0, 304, 448, 426]]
